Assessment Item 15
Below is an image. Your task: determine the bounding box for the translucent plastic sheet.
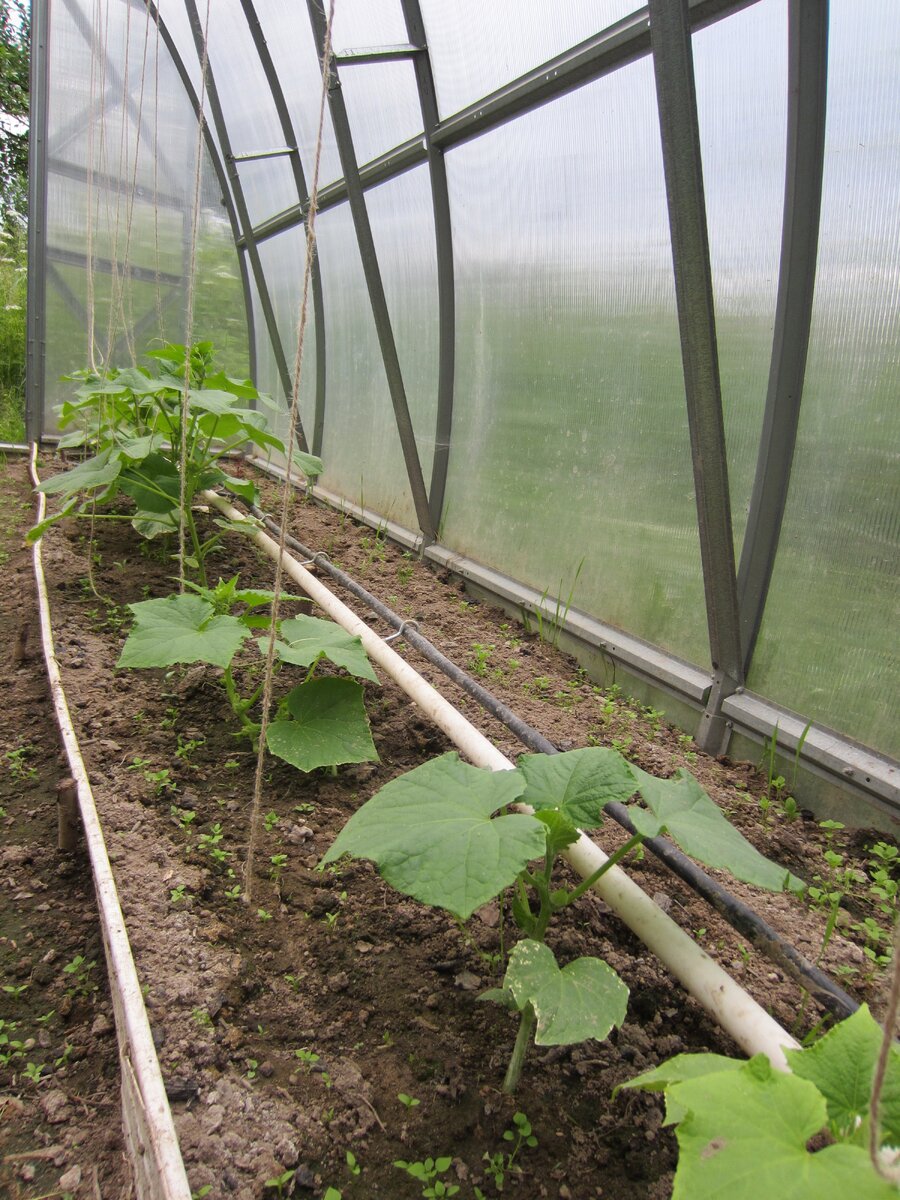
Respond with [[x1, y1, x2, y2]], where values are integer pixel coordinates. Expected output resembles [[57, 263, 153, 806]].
[[252, 226, 317, 445], [312, 168, 438, 529], [339, 60, 423, 168], [440, 57, 709, 666], [748, 1, 900, 757], [693, 0, 785, 556], [418, 0, 634, 118], [42, 0, 247, 429]]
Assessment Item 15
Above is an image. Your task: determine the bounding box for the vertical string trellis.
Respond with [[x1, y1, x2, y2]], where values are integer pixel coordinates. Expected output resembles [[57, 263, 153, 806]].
[[176, 0, 212, 595], [244, 0, 337, 903]]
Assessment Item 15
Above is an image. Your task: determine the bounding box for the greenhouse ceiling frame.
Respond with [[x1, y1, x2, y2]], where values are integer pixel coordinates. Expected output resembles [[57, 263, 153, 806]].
[[26, 0, 897, 821]]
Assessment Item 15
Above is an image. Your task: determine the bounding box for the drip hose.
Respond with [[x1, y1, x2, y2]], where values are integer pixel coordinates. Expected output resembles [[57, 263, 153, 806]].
[[244, 498, 858, 1022]]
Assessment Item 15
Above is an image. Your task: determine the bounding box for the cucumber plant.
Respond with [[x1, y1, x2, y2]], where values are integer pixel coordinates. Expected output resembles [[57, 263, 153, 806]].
[[621, 1003, 899, 1199], [118, 575, 379, 773], [29, 340, 322, 584], [322, 747, 803, 1091]]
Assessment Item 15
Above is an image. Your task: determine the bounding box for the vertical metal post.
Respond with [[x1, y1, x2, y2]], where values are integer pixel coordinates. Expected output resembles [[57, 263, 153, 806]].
[[648, 0, 744, 754], [182, 0, 310, 449], [737, 0, 828, 673], [236, 0, 327, 456], [26, 0, 51, 443], [305, 0, 437, 542], [400, 0, 456, 536]]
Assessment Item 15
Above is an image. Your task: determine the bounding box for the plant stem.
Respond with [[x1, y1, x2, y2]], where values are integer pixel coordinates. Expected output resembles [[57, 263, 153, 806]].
[[564, 833, 645, 906], [502, 1003, 536, 1094]]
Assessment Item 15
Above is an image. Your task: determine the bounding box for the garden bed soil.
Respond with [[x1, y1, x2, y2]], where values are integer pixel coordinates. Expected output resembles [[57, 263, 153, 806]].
[[0, 454, 893, 1200]]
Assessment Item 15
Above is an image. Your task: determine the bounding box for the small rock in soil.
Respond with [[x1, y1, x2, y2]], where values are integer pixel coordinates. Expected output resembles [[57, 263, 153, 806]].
[[59, 1165, 82, 1190], [40, 1090, 72, 1124]]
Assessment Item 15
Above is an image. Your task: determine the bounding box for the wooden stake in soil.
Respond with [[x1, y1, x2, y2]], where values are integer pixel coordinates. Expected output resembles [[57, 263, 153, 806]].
[[57, 777, 80, 852]]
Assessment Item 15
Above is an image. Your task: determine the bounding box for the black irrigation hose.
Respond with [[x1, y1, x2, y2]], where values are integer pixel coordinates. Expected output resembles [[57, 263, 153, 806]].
[[243, 498, 859, 1022]]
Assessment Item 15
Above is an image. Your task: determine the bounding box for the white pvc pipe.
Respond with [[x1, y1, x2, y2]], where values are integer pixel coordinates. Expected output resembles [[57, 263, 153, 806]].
[[31, 448, 191, 1200], [207, 491, 799, 1069]]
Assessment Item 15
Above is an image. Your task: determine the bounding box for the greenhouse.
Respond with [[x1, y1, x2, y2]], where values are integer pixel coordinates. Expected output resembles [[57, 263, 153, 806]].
[[2, 0, 898, 1196]]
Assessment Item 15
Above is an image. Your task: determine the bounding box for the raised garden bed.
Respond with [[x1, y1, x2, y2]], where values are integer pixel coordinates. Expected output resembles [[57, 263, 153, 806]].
[[2, 454, 894, 1200]]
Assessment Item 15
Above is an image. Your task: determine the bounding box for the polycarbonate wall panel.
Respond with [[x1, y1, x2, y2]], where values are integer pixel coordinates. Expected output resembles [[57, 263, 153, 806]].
[[340, 62, 423, 168], [238, 157, 301, 228], [693, 0, 786, 554], [748, 0, 900, 758], [329, 0, 408, 49], [43, 0, 248, 431], [203, 1, 284, 156], [418, 0, 634, 118], [313, 168, 438, 529], [440, 58, 709, 666], [255, 0, 342, 189], [252, 227, 317, 440]]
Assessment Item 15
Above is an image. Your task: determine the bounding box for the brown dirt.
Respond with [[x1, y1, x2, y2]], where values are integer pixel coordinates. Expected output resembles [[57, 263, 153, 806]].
[[0, 454, 894, 1200]]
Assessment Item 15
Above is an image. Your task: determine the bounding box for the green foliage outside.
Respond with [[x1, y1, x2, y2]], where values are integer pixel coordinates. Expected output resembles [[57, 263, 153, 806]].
[[0, 0, 28, 441]]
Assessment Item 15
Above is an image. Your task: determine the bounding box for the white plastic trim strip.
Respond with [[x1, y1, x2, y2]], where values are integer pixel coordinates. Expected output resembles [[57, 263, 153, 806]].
[[30, 446, 191, 1200]]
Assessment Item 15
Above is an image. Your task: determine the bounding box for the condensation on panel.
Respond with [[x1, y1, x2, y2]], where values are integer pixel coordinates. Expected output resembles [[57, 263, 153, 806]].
[[440, 55, 709, 667], [254, 0, 342, 189], [693, 0, 786, 555], [339, 61, 423, 168], [238, 157, 301, 229], [203, 1, 284, 157], [253, 227, 317, 444], [418, 0, 634, 118], [313, 183, 434, 531], [748, 1, 900, 758]]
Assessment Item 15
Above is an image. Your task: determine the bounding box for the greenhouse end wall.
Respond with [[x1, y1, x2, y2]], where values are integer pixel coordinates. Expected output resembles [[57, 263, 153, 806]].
[[30, 0, 898, 816]]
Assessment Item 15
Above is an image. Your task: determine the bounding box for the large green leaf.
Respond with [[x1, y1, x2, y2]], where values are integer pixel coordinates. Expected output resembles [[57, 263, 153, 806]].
[[266, 677, 378, 774], [292, 448, 324, 478], [662, 1055, 896, 1200], [118, 594, 250, 669], [321, 753, 543, 920], [517, 748, 638, 828], [620, 1051, 747, 1125], [629, 765, 805, 893], [786, 1004, 900, 1146], [274, 615, 378, 682], [36, 447, 122, 499], [118, 452, 181, 514], [503, 939, 628, 1046]]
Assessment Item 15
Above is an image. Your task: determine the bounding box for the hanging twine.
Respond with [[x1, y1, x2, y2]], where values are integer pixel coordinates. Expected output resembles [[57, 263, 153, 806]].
[[177, 0, 212, 594], [244, 0, 336, 903]]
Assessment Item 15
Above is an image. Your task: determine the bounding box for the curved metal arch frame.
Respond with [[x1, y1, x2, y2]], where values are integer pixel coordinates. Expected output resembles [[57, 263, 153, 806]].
[[304, 0, 436, 542], [399, 0, 456, 535], [236, 0, 328, 458], [182, 0, 311, 449]]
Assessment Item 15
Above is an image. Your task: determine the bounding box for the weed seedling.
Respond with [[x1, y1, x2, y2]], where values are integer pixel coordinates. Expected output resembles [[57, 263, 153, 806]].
[[294, 1047, 320, 1071], [62, 954, 96, 999], [264, 810, 279, 833], [398, 1092, 421, 1110], [393, 1157, 458, 1198], [264, 1171, 295, 1198], [169, 884, 186, 904], [469, 643, 494, 677], [4, 744, 37, 781], [257, 908, 272, 922], [346, 1151, 361, 1178], [22, 1061, 45, 1083]]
